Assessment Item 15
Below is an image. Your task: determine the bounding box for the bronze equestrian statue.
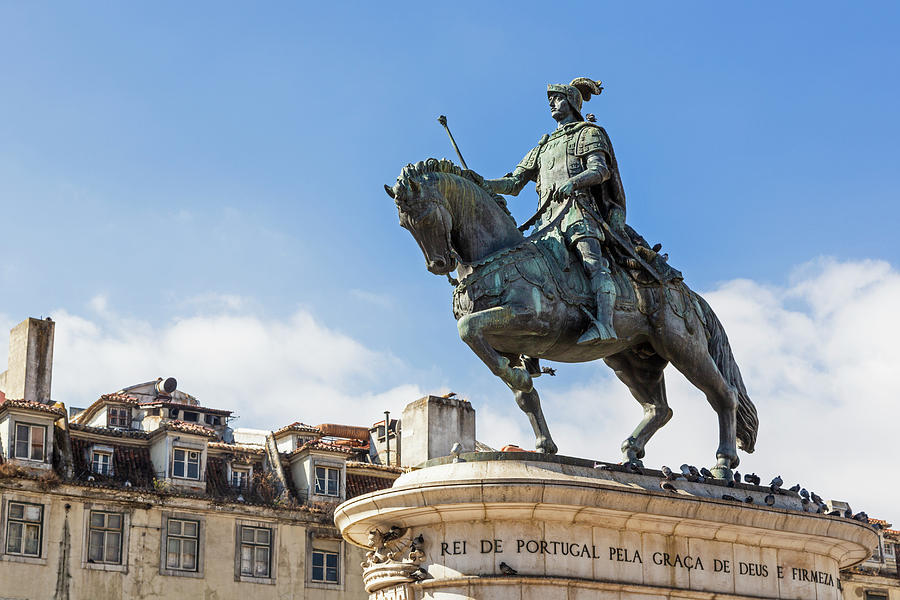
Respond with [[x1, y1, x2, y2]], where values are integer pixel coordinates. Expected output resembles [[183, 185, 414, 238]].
[[385, 78, 758, 480]]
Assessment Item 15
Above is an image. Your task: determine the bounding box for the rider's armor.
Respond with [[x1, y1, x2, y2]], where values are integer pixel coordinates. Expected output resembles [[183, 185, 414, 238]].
[[511, 120, 623, 344]]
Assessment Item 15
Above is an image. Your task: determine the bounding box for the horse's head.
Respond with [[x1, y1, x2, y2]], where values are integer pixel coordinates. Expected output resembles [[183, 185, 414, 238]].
[[385, 159, 458, 276]]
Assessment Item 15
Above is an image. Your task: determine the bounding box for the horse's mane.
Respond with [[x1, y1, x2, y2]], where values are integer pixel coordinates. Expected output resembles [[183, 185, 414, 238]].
[[396, 158, 515, 223]]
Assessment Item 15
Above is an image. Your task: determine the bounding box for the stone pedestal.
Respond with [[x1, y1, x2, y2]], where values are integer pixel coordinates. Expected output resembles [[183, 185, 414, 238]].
[[335, 453, 877, 600]]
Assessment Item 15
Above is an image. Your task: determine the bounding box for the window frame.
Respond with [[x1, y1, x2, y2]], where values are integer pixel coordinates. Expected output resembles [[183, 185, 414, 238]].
[[12, 422, 46, 462], [314, 465, 341, 497], [310, 549, 340, 584], [231, 466, 251, 490], [107, 405, 131, 428], [234, 521, 276, 584], [83, 508, 128, 571], [91, 449, 113, 475], [1, 495, 50, 565], [4, 501, 43, 558], [171, 448, 202, 480], [159, 512, 205, 578], [305, 528, 344, 590]]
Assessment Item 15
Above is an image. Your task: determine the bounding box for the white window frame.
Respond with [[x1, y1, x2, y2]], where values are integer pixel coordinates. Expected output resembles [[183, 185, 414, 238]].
[[91, 449, 113, 475], [231, 466, 250, 489], [305, 529, 344, 590], [86, 511, 124, 566], [4, 501, 43, 558], [159, 512, 205, 578], [314, 465, 340, 497], [81, 503, 130, 572], [172, 448, 201, 480], [13, 423, 46, 462], [310, 549, 340, 584], [234, 521, 276, 584]]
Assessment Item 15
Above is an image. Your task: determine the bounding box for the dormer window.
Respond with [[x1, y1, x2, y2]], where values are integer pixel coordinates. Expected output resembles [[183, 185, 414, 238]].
[[172, 449, 201, 480], [13, 423, 46, 461], [108, 406, 130, 428], [91, 449, 113, 475], [231, 467, 250, 489], [314, 466, 340, 497], [204, 414, 221, 426]]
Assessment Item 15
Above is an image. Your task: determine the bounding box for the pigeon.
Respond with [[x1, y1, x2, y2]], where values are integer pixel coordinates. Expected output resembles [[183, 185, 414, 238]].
[[383, 526, 405, 543], [661, 466, 678, 481], [764, 494, 775, 506], [722, 494, 741, 502], [800, 498, 810, 509], [744, 496, 754, 504], [626, 462, 644, 475], [843, 509, 854, 519], [734, 471, 742, 483], [769, 476, 783, 491], [685, 465, 702, 482], [789, 484, 801, 493], [828, 510, 842, 517], [800, 488, 809, 500], [817, 504, 827, 514], [852, 512, 869, 523], [652, 243, 663, 253], [810, 492, 823, 505], [413, 534, 425, 545], [744, 473, 761, 486], [450, 442, 463, 455], [680, 464, 693, 477], [660, 480, 677, 493], [410, 567, 430, 581], [700, 467, 714, 479], [499, 562, 518, 575]]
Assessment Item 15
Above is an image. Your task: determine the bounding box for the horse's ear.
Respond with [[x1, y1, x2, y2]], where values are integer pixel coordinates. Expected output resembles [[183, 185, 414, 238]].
[[384, 184, 395, 199], [409, 179, 420, 195]]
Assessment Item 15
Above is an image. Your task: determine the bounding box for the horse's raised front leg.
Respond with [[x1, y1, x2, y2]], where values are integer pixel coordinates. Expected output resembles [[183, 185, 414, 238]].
[[604, 348, 671, 467], [457, 306, 557, 454]]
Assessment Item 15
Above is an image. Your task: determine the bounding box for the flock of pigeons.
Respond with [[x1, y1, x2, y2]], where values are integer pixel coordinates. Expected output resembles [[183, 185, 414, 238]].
[[651, 464, 873, 525]]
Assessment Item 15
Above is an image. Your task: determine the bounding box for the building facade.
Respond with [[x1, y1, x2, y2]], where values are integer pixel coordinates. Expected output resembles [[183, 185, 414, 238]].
[[0, 319, 402, 599]]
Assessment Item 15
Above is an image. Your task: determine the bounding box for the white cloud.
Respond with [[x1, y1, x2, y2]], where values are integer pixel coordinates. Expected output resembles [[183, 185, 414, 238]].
[[48, 297, 423, 430], [478, 257, 900, 522]]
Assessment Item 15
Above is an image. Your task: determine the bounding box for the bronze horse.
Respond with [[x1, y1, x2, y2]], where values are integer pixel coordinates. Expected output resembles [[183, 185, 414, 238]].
[[386, 158, 757, 478]]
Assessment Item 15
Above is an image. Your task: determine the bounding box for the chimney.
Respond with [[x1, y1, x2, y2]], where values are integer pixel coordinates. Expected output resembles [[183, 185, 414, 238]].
[[400, 395, 475, 467], [0, 317, 55, 403]]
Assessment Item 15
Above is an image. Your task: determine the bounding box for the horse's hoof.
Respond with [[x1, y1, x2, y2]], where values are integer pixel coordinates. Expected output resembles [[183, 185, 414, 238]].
[[710, 466, 733, 481]]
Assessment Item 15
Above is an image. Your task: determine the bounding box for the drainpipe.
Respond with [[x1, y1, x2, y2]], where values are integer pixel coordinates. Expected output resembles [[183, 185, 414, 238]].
[[384, 411, 390, 467]]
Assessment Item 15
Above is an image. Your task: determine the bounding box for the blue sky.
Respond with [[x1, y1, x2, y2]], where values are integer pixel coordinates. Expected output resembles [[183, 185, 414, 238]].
[[1, 3, 899, 518]]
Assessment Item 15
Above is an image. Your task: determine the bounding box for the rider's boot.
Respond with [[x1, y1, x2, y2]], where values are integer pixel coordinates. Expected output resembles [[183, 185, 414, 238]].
[[578, 262, 618, 345]]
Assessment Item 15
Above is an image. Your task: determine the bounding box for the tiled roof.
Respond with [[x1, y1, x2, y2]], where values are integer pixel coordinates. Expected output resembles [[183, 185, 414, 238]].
[[207, 441, 266, 454], [158, 420, 220, 439], [71, 393, 140, 424], [70, 437, 156, 488], [346, 473, 395, 498], [205, 456, 268, 503], [273, 422, 321, 436], [139, 400, 232, 416], [68, 423, 151, 439], [345, 461, 405, 474], [289, 440, 357, 456], [0, 398, 66, 417], [316, 423, 370, 441]]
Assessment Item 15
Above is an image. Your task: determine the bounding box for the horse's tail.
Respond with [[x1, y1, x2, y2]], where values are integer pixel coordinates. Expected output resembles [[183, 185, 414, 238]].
[[692, 290, 758, 453]]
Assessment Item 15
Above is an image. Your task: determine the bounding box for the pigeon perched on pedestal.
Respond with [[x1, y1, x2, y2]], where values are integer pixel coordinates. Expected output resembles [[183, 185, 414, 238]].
[[661, 466, 677, 481], [744, 473, 761, 486], [769, 476, 783, 492], [499, 562, 518, 575]]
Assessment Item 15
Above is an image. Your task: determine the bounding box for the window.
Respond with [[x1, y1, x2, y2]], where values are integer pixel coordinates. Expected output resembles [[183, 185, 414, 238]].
[[147, 408, 160, 416], [165, 519, 199, 572], [314, 466, 340, 497], [5, 502, 43, 557], [91, 450, 112, 475], [204, 414, 221, 426], [239, 526, 272, 578], [13, 424, 46, 461], [311, 550, 339, 583], [108, 406, 130, 428], [182, 411, 199, 422], [231, 467, 250, 489], [87, 511, 123, 564], [172, 449, 201, 479], [865, 592, 888, 600]]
